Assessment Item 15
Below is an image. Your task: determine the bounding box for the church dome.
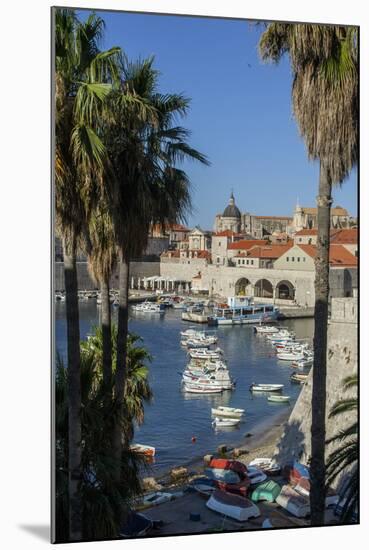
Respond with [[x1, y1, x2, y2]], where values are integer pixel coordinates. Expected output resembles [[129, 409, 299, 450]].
[[223, 192, 241, 218]]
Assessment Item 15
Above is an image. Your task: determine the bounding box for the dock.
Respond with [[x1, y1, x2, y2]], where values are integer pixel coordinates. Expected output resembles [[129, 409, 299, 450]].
[[181, 312, 209, 324]]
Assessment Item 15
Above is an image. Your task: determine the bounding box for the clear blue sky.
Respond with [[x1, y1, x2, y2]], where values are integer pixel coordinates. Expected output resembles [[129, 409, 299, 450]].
[[78, 9, 358, 230]]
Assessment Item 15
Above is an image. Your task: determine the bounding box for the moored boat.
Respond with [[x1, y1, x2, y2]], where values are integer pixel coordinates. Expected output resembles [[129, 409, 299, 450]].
[[212, 417, 240, 428], [211, 406, 245, 418], [183, 382, 223, 394], [267, 395, 290, 403], [208, 297, 278, 326], [250, 383, 284, 392]]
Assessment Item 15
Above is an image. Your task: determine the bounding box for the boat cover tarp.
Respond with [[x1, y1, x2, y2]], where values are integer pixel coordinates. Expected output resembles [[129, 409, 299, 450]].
[[251, 480, 281, 503], [120, 511, 153, 537], [205, 467, 240, 484], [209, 458, 248, 478]]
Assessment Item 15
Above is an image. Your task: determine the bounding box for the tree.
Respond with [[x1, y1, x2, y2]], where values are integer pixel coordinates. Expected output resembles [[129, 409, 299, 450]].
[[54, 8, 122, 539], [259, 23, 358, 524], [85, 206, 117, 393], [55, 328, 152, 541], [326, 374, 358, 523], [103, 57, 209, 473]]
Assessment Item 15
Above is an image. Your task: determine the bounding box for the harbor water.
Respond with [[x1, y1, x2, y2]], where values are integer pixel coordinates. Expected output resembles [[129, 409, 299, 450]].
[[55, 301, 314, 475]]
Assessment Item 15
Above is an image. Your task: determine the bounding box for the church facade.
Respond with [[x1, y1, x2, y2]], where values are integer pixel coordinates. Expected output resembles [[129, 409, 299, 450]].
[[214, 193, 293, 238], [215, 193, 355, 238]]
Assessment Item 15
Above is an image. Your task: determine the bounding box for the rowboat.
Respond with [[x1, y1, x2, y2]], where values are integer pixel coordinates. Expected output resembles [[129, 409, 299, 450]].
[[248, 458, 281, 475], [251, 480, 281, 503], [206, 490, 260, 522], [209, 458, 248, 478], [250, 383, 284, 392], [204, 468, 241, 484], [246, 466, 267, 485], [212, 417, 240, 428], [267, 395, 290, 403], [191, 477, 216, 496], [211, 406, 244, 418], [183, 383, 223, 394], [291, 357, 313, 369], [276, 485, 310, 518], [290, 373, 309, 384], [130, 443, 156, 457]]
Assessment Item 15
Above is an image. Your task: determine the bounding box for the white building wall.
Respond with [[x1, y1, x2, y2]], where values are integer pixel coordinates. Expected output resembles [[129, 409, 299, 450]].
[[274, 245, 315, 271]]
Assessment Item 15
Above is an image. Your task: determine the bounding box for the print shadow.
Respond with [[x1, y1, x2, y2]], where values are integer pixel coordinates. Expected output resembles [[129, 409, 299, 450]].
[[18, 524, 50, 542]]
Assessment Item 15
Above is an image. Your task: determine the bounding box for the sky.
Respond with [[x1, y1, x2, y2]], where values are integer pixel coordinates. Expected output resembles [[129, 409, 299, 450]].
[[78, 9, 358, 230]]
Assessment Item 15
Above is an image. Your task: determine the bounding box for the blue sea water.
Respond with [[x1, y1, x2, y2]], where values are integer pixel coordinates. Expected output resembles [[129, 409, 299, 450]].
[[55, 302, 313, 474]]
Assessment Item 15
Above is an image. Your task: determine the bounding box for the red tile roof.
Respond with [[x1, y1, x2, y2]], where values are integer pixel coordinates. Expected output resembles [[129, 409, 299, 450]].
[[295, 229, 318, 236], [228, 239, 268, 250], [297, 244, 357, 266], [247, 242, 294, 259], [214, 230, 237, 237], [330, 228, 358, 244]]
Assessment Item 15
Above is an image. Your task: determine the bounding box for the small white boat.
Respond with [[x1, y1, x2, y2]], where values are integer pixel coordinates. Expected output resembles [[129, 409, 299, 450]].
[[250, 383, 284, 392], [253, 325, 280, 334], [183, 383, 222, 394], [292, 357, 313, 369], [132, 301, 165, 314], [290, 373, 309, 384], [206, 490, 260, 522], [211, 406, 245, 418], [212, 417, 241, 427], [267, 395, 290, 403], [188, 348, 223, 360]]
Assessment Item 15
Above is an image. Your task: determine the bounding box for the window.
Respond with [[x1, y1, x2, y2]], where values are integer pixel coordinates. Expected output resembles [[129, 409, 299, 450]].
[[251, 260, 254, 265], [303, 257, 306, 262], [219, 242, 221, 246], [297, 257, 300, 262], [286, 257, 289, 262], [242, 259, 245, 265], [246, 260, 249, 265], [292, 257, 295, 262]]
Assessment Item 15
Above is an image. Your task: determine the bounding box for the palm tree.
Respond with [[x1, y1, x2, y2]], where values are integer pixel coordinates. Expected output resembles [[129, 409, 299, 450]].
[[102, 57, 209, 472], [259, 23, 358, 525], [54, 8, 122, 539], [85, 206, 117, 392], [81, 325, 153, 438], [55, 338, 149, 542], [326, 374, 358, 523]]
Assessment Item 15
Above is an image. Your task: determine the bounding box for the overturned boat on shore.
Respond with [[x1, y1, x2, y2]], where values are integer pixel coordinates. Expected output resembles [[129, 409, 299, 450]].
[[206, 490, 260, 522]]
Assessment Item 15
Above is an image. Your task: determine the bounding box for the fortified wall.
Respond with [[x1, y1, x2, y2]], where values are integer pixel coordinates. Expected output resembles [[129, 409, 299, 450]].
[[55, 261, 160, 291], [273, 297, 358, 488]]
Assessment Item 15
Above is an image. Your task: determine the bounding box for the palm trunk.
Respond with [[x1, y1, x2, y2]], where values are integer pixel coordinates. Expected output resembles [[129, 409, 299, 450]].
[[63, 238, 82, 541], [101, 277, 112, 390], [113, 253, 130, 477], [310, 160, 332, 526]]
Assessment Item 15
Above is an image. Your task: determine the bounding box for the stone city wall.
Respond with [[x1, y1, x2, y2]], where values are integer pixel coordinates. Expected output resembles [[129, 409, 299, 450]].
[[273, 297, 358, 490], [55, 261, 160, 291]]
